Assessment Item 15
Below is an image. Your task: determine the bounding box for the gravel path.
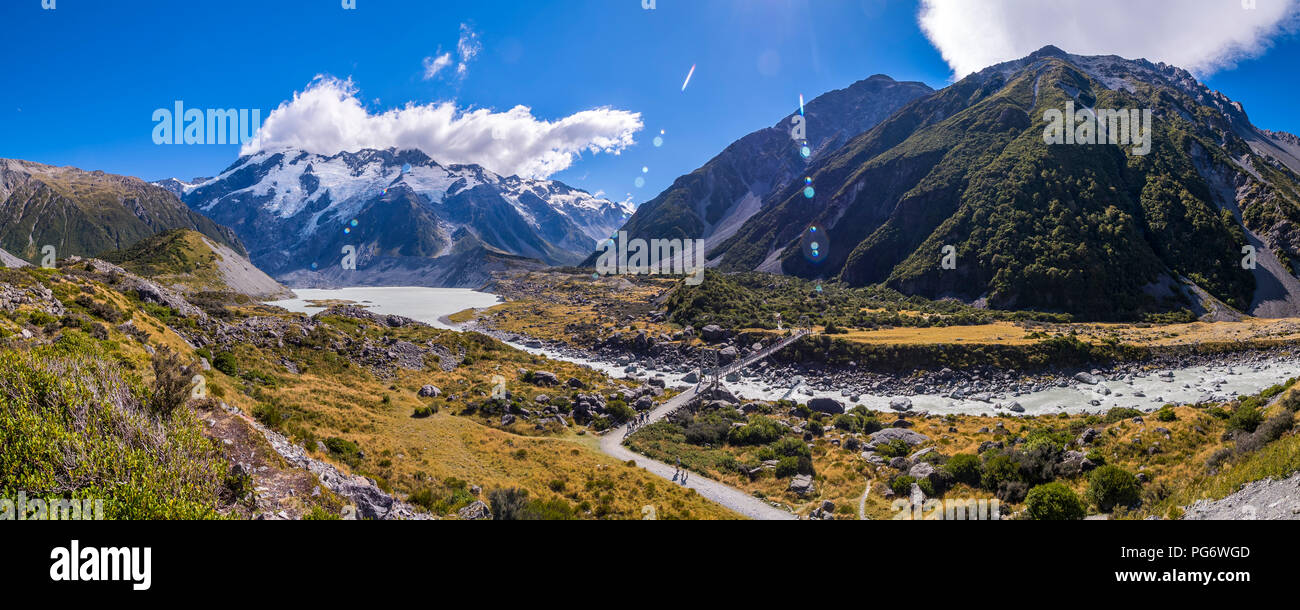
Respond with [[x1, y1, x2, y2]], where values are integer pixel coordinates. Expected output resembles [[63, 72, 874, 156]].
[[597, 335, 807, 520]]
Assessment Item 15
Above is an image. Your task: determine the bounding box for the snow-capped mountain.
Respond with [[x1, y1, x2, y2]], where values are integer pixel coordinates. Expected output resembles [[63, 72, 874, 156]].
[[173, 148, 634, 287]]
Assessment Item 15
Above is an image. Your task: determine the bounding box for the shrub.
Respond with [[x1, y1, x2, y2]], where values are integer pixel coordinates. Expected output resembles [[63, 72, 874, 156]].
[[325, 437, 362, 467], [684, 419, 730, 445], [1025, 482, 1086, 520], [0, 349, 226, 518], [875, 438, 911, 458], [605, 400, 635, 424], [1226, 403, 1264, 434], [1087, 465, 1140, 512], [944, 453, 981, 486], [774, 456, 800, 478], [980, 454, 1020, 490], [890, 475, 917, 497], [1103, 407, 1143, 423], [212, 350, 239, 376], [769, 436, 811, 458], [729, 415, 784, 445], [149, 346, 194, 418], [488, 487, 574, 520], [1154, 407, 1176, 422], [253, 400, 287, 429], [412, 405, 435, 418]]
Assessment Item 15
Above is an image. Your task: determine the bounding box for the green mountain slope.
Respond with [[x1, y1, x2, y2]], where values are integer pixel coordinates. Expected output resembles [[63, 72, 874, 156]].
[[706, 47, 1300, 320], [100, 229, 292, 300], [0, 158, 246, 263]]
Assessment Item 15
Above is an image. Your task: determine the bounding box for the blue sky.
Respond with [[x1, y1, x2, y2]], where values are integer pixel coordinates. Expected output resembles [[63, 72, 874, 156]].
[[2, 0, 1298, 205]]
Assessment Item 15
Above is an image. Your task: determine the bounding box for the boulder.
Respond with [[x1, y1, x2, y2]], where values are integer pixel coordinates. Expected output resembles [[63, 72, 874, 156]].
[[788, 474, 815, 496], [700, 324, 726, 342], [418, 385, 442, 398], [889, 397, 913, 412], [865, 428, 929, 449], [1074, 372, 1102, 385], [532, 371, 560, 386], [457, 500, 491, 520], [808, 397, 845, 415]]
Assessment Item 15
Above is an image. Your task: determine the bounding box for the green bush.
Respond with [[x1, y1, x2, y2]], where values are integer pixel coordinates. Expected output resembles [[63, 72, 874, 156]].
[[944, 453, 981, 486], [1154, 407, 1177, 422], [1087, 465, 1140, 512], [0, 348, 227, 519], [487, 487, 575, 520], [1103, 407, 1143, 423], [1226, 403, 1264, 434], [980, 454, 1020, 490], [729, 415, 784, 445], [684, 418, 730, 445], [774, 456, 800, 478], [212, 351, 239, 376], [1025, 482, 1086, 520], [769, 436, 811, 458], [875, 438, 911, 458], [890, 475, 917, 497], [324, 437, 362, 467], [412, 405, 436, 418]]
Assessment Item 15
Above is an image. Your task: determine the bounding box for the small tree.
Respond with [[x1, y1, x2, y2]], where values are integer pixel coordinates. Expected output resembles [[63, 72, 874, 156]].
[[1087, 465, 1140, 512], [944, 453, 981, 487], [150, 346, 195, 418], [1025, 482, 1086, 520], [489, 487, 531, 520]]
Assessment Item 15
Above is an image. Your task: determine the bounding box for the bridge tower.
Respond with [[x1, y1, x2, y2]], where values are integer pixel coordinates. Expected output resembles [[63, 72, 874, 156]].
[[700, 347, 722, 391]]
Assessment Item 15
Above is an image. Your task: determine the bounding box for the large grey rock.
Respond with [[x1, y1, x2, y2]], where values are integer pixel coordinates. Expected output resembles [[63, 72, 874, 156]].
[[532, 371, 559, 386], [888, 397, 913, 412], [788, 474, 815, 496], [865, 428, 929, 449], [700, 324, 726, 342], [807, 397, 845, 414], [1074, 372, 1103, 385], [418, 385, 441, 398], [457, 500, 491, 520], [908, 461, 939, 485]]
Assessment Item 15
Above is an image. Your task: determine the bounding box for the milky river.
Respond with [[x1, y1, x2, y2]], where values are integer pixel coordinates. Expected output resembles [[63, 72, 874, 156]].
[[269, 288, 1300, 416]]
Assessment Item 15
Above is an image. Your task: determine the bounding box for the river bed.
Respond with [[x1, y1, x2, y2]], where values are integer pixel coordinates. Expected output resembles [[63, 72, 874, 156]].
[[269, 287, 1300, 416]]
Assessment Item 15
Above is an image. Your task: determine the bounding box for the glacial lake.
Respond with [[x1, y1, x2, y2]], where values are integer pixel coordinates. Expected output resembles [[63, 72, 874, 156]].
[[266, 287, 502, 330], [268, 287, 1300, 416]]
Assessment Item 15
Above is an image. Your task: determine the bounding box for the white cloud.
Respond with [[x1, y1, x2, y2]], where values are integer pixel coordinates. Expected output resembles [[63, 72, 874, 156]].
[[422, 52, 452, 79], [240, 76, 643, 180], [421, 23, 482, 80], [456, 23, 481, 76], [918, 0, 1300, 78]]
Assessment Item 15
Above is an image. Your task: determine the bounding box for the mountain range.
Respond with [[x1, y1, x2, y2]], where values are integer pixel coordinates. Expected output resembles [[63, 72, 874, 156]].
[[7, 46, 1300, 320], [618, 46, 1300, 320], [0, 158, 244, 263], [172, 148, 633, 287], [589, 74, 934, 265]]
